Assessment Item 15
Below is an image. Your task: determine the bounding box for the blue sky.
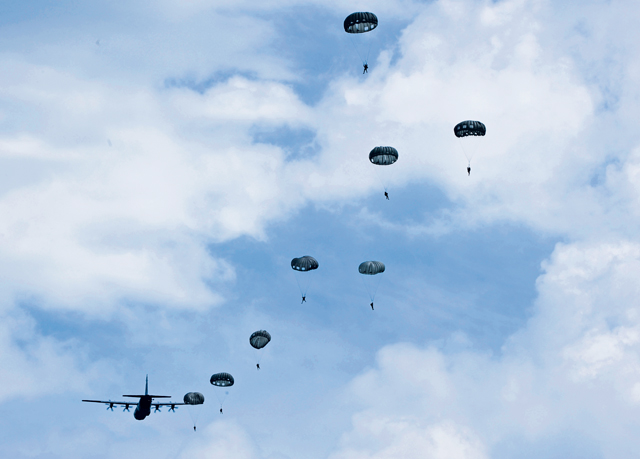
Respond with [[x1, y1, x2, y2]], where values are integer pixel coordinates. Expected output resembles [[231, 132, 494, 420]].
[[1, 1, 640, 458]]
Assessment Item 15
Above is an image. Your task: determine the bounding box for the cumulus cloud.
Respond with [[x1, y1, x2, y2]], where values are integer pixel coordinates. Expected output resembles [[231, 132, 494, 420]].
[[0, 308, 106, 402], [0, 0, 620, 316], [331, 418, 487, 459], [331, 240, 640, 458]]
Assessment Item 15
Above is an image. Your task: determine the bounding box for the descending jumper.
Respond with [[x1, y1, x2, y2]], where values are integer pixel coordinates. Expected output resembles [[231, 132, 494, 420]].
[[454, 120, 486, 176], [359, 261, 386, 310], [291, 256, 319, 303], [344, 12, 378, 73], [250, 330, 271, 370], [369, 146, 398, 199]]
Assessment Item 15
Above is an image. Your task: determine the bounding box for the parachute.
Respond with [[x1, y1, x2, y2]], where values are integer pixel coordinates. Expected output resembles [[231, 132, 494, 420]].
[[344, 12, 378, 33], [369, 146, 398, 166], [183, 392, 205, 430], [454, 121, 486, 138], [359, 261, 385, 275], [184, 392, 205, 405], [359, 261, 385, 309], [291, 256, 318, 303], [210, 373, 234, 414], [291, 256, 319, 272], [210, 373, 234, 387], [250, 330, 271, 349], [344, 12, 378, 71], [454, 120, 486, 174]]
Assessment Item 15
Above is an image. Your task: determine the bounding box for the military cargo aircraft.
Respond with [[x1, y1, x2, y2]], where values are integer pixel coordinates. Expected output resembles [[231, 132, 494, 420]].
[[82, 375, 184, 420]]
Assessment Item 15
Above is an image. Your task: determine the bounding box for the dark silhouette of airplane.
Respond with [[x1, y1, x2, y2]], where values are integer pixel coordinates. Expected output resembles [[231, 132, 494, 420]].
[[83, 375, 184, 420]]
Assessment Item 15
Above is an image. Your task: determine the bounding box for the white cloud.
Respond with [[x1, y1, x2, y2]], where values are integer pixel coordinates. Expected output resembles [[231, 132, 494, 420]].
[[169, 77, 313, 125], [331, 417, 488, 459], [0, 0, 619, 316], [0, 308, 107, 403], [331, 239, 640, 458]]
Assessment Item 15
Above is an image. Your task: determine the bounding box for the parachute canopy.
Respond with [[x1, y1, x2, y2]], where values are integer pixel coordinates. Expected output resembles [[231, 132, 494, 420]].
[[210, 373, 234, 387], [250, 330, 271, 349], [359, 261, 385, 275], [454, 121, 486, 138], [369, 146, 398, 166], [344, 12, 378, 34], [291, 256, 319, 272], [183, 392, 205, 405]]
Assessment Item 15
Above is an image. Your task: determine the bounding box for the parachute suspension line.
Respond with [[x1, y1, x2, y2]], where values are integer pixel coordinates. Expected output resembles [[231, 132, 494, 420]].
[[458, 137, 480, 163], [457, 138, 471, 163], [467, 140, 478, 162], [349, 34, 366, 65], [360, 275, 381, 303], [369, 275, 382, 302], [295, 275, 303, 297], [360, 275, 372, 302], [214, 391, 228, 409], [186, 406, 203, 430], [371, 163, 388, 192], [365, 34, 373, 66], [192, 409, 202, 428], [254, 348, 264, 365], [294, 274, 312, 299]]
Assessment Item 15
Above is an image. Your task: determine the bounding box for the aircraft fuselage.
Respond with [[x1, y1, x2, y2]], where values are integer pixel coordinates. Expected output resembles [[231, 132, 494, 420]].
[[134, 395, 152, 420]]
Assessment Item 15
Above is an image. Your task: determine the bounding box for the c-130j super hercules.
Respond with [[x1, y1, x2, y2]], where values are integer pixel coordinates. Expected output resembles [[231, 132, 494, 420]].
[[82, 375, 185, 420]]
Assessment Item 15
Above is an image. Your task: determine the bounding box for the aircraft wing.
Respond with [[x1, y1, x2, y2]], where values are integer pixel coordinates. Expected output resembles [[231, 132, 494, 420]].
[[82, 400, 137, 407], [151, 402, 186, 410], [83, 399, 186, 412]]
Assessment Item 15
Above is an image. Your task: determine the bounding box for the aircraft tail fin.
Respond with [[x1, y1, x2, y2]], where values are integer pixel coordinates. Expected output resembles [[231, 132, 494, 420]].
[[122, 375, 171, 398]]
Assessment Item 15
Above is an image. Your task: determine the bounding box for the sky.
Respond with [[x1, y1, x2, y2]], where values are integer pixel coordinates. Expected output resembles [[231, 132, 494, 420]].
[[0, 0, 639, 457]]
